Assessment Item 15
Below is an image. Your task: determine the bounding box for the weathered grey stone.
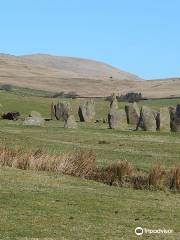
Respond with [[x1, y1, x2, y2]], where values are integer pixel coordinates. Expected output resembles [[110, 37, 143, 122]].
[[169, 106, 176, 131], [54, 102, 72, 121], [78, 99, 95, 122], [110, 93, 118, 110], [125, 102, 140, 125], [108, 109, 128, 130], [173, 104, 180, 132], [137, 106, 156, 131], [30, 111, 42, 118], [23, 116, 45, 126], [64, 115, 77, 129], [159, 107, 170, 132], [51, 102, 56, 120]]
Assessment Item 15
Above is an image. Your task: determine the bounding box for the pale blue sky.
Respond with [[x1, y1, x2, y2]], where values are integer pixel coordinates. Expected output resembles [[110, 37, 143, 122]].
[[0, 0, 180, 79]]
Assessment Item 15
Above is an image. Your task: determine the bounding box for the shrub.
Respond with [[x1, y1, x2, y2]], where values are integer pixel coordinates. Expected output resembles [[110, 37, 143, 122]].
[[118, 92, 144, 102], [0, 84, 12, 92], [52, 91, 79, 99], [98, 140, 110, 144]]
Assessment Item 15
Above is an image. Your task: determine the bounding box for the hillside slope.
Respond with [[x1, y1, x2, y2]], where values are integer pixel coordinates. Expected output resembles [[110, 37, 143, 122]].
[[0, 53, 180, 98]]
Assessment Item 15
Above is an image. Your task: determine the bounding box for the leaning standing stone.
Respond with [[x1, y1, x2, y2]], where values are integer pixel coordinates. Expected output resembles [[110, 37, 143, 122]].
[[54, 102, 72, 121], [125, 102, 140, 125], [78, 99, 95, 122]]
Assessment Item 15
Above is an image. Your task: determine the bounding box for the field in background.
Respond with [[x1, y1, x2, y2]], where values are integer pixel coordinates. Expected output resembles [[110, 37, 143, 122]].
[[0, 91, 180, 239]]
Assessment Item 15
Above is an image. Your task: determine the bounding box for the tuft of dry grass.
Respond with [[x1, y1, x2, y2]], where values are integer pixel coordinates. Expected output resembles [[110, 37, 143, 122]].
[[169, 166, 180, 190], [94, 160, 133, 186], [148, 165, 166, 189], [0, 146, 20, 167], [131, 172, 149, 190], [59, 150, 96, 178]]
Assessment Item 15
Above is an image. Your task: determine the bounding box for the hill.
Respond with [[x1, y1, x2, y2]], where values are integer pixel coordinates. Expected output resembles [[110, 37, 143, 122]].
[[0, 53, 180, 98]]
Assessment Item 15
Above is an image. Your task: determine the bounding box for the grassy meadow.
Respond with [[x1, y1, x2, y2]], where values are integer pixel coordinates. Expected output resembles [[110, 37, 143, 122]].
[[0, 90, 180, 239]]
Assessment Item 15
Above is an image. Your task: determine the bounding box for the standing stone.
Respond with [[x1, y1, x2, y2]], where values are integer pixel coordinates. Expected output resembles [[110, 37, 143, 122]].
[[61, 102, 71, 121], [54, 102, 60, 120], [169, 106, 176, 131], [108, 109, 128, 130], [110, 93, 118, 110], [51, 102, 56, 120], [173, 104, 180, 132], [125, 102, 140, 125], [137, 106, 157, 131], [159, 107, 170, 132], [78, 99, 95, 122], [64, 115, 77, 129], [54, 102, 72, 121]]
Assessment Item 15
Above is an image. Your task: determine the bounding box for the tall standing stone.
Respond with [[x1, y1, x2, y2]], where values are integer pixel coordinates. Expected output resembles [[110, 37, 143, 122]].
[[169, 106, 176, 131], [54, 102, 72, 121], [174, 104, 180, 132], [51, 102, 56, 120], [137, 106, 157, 131], [110, 93, 118, 110], [159, 107, 170, 132], [125, 102, 140, 125], [78, 99, 95, 122]]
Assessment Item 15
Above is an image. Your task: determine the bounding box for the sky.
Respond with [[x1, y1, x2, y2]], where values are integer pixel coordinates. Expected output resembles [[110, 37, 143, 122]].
[[0, 0, 180, 79]]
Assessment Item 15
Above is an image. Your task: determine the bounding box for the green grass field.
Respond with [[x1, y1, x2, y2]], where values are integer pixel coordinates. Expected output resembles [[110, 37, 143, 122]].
[[0, 91, 180, 239]]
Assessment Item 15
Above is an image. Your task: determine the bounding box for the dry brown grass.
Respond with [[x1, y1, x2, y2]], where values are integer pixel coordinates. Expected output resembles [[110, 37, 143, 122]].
[[0, 146, 20, 167], [169, 166, 180, 190], [93, 160, 133, 186], [148, 165, 166, 189], [131, 172, 149, 190], [0, 146, 95, 178], [0, 146, 179, 192]]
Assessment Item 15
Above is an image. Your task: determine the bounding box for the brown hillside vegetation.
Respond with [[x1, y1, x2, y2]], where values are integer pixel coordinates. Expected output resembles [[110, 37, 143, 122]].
[[0, 53, 180, 98]]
